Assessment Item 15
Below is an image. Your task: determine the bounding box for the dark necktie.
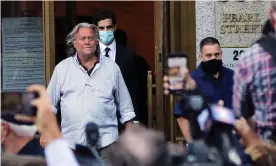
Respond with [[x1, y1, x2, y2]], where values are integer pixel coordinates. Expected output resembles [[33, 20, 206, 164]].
[[104, 47, 111, 58]]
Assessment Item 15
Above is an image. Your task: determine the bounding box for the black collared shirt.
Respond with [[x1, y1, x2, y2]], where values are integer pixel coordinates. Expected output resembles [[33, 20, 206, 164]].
[[77, 55, 99, 76]]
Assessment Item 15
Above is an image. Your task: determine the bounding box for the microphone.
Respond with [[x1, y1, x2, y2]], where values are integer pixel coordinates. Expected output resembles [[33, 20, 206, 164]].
[[74, 122, 103, 166], [176, 93, 239, 165], [178, 92, 206, 140], [85, 122, 99, 147], [240, 86, 255, 119], [197, 105, 242, 166]]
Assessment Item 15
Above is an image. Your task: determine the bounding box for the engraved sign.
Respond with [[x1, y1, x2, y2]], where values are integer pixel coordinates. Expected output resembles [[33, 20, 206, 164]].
[[215, 1, 269, 47], [2, 17, 44, 91]]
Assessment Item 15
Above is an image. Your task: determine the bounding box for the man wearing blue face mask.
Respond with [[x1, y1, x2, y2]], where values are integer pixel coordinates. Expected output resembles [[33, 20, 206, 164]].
[[93, 9, 138, 131]]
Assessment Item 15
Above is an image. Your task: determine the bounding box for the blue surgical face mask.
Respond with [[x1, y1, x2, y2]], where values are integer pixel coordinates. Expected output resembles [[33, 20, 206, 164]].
[[99, 30, 114, 45]]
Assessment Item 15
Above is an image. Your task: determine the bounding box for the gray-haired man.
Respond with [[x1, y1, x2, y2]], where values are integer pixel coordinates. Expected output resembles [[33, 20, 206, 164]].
[[46, 22, 136, 165]]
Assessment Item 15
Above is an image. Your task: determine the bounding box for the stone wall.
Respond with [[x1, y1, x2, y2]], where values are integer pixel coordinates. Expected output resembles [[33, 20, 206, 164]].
[[195, 1, 270, 69]]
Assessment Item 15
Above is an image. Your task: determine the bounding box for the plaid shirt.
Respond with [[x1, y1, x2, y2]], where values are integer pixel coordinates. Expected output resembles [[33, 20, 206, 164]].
[[233, 42, 276, 138]]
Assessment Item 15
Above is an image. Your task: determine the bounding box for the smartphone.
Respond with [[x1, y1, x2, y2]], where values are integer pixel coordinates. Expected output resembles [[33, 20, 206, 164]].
[[166, 53, 188, 95], [1, 92, 39, 116]]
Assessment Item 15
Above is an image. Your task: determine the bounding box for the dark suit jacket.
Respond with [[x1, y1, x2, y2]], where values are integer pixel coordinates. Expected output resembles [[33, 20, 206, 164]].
[[134, 55, 151, 126], [115, 44, 138, 123]]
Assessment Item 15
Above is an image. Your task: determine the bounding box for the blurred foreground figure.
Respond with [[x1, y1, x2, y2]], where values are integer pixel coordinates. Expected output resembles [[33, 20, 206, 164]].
[[233, 1, 276, 142], [14, 85, 79, 166], [1, 153, 46, 166], [236, 118, 276, 166], [1, 117, 44, 157], [108, 124, 172, 166]]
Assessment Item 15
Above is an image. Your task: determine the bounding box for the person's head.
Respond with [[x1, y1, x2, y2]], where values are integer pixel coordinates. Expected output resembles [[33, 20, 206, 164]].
[[199, 37, 223, 75], [66, 22, 100, 57], [2, 154, 47, 166], [93, 9, 117, 45], [1, 117, 37, 154], [200, 37, 222, 62], [108, 124, 171, 166], [269, 1, 276, 31]]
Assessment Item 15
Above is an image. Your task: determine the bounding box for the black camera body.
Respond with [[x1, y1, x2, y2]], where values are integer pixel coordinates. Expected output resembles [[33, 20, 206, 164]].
[[171, 139, 223, 166], [172, 92, 242, 166]]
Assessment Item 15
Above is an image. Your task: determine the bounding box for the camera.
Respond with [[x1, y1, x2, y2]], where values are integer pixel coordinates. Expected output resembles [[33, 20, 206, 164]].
[[166, 53, 188, 96], [73, 122, 104, 166], [172, 93, 242, 166]]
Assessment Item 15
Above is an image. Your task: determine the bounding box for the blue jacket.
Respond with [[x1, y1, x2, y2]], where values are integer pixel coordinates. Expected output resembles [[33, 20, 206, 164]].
[[174, 64, 234, 117], [173, 65, 252, 166]]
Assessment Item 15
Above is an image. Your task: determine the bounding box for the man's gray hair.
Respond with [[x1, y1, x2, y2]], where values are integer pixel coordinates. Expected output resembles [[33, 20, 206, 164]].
[[108, 124, 171, 166], [66, 22, 99, 56]]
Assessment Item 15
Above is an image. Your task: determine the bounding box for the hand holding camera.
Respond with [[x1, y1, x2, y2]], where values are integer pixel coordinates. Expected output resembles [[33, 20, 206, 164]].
[[1, 84, 61, 148], [163, 53, 197, 95]]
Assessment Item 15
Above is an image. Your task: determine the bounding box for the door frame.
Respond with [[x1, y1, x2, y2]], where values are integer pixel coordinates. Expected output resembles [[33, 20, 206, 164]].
[[43, 1, 55, 86]]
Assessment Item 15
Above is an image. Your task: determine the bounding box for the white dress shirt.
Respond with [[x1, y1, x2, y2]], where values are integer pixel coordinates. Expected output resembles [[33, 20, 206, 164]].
[[99, 40, 116, 62], [47, 54, 135, 149], [45, 138, 79, 166]]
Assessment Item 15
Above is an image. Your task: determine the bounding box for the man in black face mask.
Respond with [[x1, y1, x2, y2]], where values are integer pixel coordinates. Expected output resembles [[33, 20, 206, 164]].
[[174, 37, 234, 143], [171, 37, 253, 166], [193, 37, 233, 107]]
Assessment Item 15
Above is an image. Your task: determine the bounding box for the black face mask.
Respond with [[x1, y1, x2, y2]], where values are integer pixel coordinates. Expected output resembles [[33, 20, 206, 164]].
[[201, 59, 222, 74]]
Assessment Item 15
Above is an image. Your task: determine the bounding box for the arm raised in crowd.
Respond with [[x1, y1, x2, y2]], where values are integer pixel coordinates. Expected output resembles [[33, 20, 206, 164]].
[[16, 85, 79, 166], [163, 69, 197, 143], [235, 117, 276, 166]]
